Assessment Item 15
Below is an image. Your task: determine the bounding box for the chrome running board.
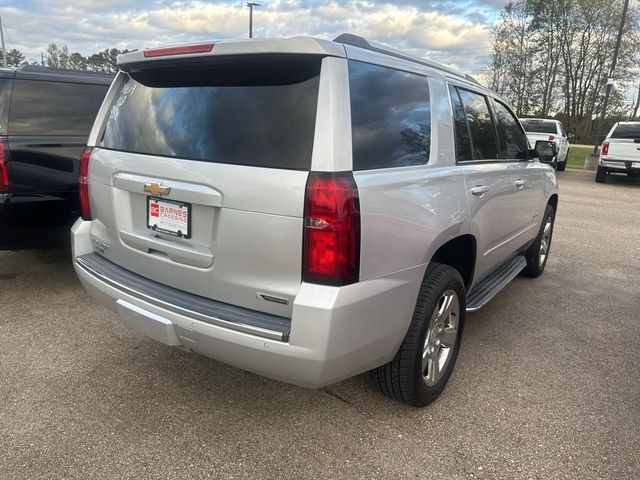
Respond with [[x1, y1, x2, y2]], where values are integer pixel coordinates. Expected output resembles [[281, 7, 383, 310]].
[[466, 255, 527, 312]]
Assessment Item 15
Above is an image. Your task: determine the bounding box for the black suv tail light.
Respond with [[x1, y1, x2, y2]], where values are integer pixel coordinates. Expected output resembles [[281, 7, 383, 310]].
[[79, 147, 93, 220], [302, 172, 360, 286]]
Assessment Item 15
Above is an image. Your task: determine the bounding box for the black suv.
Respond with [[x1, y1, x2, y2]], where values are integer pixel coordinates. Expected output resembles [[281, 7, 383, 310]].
[[0, 65, 112, 249]]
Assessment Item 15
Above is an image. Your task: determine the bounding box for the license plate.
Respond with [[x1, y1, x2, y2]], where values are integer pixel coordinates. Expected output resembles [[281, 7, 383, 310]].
[[147, 197, 191, 238], [633, 162, 640, 168]]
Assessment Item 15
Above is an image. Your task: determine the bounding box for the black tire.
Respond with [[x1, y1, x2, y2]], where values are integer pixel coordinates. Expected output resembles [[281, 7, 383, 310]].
[[556, 160, 566, 171], [522, 204, 555, 278], [595, 166, 607, 183], [374, 263, 466, 407]]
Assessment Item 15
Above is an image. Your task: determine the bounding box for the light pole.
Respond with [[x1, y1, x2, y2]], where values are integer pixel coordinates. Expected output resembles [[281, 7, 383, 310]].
[[246, 2, 260, 39]]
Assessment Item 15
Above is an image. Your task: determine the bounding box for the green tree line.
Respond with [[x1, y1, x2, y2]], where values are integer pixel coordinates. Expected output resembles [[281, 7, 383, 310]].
[[1, 44, 128, 73], [488, 0, 640, 143]]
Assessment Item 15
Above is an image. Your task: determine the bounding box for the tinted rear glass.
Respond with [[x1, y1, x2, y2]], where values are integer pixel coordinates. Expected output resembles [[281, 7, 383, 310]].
[[611, 123, 640, 139], [521, 121, 557, 134], [349, 61, 431, 170], [100, 57, 321, 170], [0, 78, 12, 135], [10, 80, 107, 136]]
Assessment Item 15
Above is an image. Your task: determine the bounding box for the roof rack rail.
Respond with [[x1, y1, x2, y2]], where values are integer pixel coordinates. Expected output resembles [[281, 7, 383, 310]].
[[18, 64, 114, 77], [333, 33, 481, 85]]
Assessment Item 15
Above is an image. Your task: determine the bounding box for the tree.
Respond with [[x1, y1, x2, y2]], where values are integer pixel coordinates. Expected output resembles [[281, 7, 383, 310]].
[[68, 52, 87, 70], [4, 48, 25, 67], [46, 43, 70, 69], [488, 0, 640, 142]]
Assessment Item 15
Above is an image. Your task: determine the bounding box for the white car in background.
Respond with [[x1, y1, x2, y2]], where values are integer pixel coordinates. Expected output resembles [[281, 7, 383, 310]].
[[520, 118, 570, 171], [596, 121, 640, 183]]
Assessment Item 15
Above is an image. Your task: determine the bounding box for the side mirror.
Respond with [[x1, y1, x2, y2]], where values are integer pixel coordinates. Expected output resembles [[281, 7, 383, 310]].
[[567, 132, 575, 139], [532, 140, 557, 162]]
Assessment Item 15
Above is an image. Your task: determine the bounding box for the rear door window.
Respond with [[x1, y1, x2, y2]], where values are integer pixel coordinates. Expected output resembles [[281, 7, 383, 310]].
[[349, 61, 431, 170], [9, 80, 107, 136], [611, 123, 640, 139], [455, 87, 499, 161], [493, 100, 529, 160], [100, 57, 322, 171], [449, 86, 473, 162]]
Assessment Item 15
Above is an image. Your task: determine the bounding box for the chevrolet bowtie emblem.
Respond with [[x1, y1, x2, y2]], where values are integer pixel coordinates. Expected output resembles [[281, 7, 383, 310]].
[[144, 182, 171, 196]]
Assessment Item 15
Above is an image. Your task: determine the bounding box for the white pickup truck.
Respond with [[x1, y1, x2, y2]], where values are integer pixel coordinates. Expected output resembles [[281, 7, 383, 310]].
[[520, 118, 570, 171], [596, 122, 640, 183]]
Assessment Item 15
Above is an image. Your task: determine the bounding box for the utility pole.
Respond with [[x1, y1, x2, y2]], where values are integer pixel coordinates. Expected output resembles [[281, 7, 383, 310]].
[[592, 0, 630, 154], [0, 16, 7, 68], [246, 2, 260, 38]]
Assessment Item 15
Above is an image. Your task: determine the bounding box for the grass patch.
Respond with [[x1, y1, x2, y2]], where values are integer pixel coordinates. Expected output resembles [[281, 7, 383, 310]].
[[566, 146, 596, 170]]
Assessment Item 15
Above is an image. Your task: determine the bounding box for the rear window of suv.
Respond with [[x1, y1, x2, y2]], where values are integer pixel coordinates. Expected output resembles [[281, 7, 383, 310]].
[[611, 123, 640, 139], [100, 56, 321, 170], [520, 120, 557, 134]]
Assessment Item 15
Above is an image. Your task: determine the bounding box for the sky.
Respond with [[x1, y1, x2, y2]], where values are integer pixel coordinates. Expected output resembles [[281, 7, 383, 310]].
[[0, 0, 506, 80]]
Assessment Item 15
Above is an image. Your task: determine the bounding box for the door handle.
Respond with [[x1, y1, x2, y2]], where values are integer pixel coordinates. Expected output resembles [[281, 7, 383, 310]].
[[515, 179, 526, 189], [470, 185, 489, 196]]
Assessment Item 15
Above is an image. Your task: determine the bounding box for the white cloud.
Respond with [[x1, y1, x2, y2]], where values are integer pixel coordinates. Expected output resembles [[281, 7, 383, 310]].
[[0, 0, 493, 78]]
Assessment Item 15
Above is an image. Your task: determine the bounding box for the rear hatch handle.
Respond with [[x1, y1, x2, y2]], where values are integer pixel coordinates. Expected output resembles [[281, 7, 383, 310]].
[[120, 230, 213, 268]]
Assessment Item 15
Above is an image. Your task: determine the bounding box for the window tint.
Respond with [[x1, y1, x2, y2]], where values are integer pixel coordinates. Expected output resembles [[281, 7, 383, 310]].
[[10, 80, 107, 136], [457, 88, 499, 160], [0, 79, 12, 135], [493, 100, 529, 160], [449, 86, 473, 162], [611, 123, 640, 139], [349, 61, 430, 170], [100, 58, 321, 170], [520, 120, 557, 134]]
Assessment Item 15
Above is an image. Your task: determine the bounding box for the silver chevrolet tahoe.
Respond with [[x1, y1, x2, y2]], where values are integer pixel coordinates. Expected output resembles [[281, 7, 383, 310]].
[[72, 34, 558, 407]]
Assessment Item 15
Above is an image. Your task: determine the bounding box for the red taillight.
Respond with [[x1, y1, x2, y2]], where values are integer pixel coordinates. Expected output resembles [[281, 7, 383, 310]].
[[0, 139, 9, 192], [548, 135, 555, 141], [79, 147, 92, 220], [143, 43, 214, 58], [601, 141, 609, 157], [303, 172, 361, 286]]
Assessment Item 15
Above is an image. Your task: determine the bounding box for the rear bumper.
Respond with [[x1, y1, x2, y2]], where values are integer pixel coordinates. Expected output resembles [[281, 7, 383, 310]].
[[72, 219, 423, 388], [599, 158, 640, 172]]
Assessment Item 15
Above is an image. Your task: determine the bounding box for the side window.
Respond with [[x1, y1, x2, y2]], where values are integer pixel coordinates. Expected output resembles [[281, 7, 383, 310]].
[[449, 85, 473, 162], [0, 79, 12, 135], [457, 88, 499, 160], [349, 61, 431, 170], [9, 80, 108, 136], [493, 100, 529, 160]]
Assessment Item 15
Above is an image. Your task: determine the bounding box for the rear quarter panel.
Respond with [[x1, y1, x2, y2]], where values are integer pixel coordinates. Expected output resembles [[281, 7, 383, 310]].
[[355, 76, 469, 281]]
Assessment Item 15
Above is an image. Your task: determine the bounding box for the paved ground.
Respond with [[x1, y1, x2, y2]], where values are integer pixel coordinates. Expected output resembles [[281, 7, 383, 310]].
[[1, 170, 638, 479]]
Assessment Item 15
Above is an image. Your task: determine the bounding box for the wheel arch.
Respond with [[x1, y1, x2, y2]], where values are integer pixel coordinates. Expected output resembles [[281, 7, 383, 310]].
[[428, 234, 477, 290]]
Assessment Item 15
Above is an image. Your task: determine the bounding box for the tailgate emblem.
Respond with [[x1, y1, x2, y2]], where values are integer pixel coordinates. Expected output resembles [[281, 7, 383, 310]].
[[144, 182, 171, 196]]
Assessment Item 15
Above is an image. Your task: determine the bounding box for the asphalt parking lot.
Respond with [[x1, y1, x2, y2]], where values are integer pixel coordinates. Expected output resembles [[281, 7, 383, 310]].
[[1, 170, 638, 479]]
